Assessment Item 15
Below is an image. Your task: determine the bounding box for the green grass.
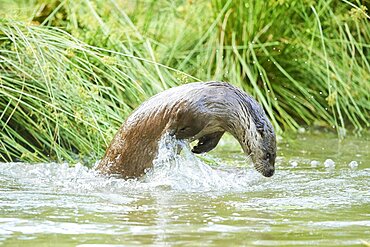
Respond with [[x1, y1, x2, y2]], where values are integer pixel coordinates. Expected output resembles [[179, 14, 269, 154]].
[[0, 17, 195, 163], [196, 0, 370, 132], [0, 0, 369, 163]]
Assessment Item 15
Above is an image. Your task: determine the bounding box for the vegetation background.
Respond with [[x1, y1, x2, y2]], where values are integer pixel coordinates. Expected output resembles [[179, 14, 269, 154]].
[[0, 0, 369, 164]]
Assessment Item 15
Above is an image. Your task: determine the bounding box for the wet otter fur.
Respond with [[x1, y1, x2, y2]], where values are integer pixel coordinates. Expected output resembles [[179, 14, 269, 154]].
[[96, 81, 276, 178]]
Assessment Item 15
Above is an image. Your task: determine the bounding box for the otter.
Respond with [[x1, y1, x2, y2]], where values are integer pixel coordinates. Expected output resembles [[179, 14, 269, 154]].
[[96, 81, 276, 178]]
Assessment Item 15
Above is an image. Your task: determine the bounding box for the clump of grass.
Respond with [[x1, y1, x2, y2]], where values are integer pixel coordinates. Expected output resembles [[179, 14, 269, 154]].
[[0, 0, 369, 163], [202, 0, 369, 133], [0, 19, 195, 163]]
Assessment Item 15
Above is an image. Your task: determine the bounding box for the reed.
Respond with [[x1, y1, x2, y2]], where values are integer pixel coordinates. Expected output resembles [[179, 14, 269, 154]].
[[0, 18, 194, 163], [0, 0, 369, 163], [202, 0, 370, 133]]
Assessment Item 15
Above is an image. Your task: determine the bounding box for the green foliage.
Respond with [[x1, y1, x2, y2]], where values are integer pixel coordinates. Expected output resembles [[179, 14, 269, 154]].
[[199, 0, 370, 132], [0, 0, 369, 163], [0, 18, 193, 163]]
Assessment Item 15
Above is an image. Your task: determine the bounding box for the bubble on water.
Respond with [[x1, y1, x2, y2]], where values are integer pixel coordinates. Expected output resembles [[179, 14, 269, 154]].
[[310, 160, 320, 167], [348, 161, 358, 169], [324, 159, 335, 168], [290, 160, 298, 168]]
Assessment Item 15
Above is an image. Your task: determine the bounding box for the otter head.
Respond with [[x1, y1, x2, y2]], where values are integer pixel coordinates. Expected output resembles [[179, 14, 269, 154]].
[[238, 117, 276, 178], [251, 120, 276, 177]]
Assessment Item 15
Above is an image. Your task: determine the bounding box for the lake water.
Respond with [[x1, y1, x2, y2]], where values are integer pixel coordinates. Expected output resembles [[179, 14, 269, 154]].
[[0, 132, 369, 246]]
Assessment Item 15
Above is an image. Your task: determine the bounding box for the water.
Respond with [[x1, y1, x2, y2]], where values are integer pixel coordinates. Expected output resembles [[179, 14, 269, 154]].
[[0, 132, 369, 246]]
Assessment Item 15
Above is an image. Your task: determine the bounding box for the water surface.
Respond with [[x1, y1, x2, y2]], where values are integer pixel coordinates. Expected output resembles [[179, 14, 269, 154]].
[[0, 132, 369, 246]]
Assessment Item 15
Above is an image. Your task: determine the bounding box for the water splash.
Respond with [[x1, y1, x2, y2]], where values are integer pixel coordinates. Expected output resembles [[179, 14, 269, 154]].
[[143, 133, 260, 192], [0, 133, 261, 194], [0, 133, 369, 246]]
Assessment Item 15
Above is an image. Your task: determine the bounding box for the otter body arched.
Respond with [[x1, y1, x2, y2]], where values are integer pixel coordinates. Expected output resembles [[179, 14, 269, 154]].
[[96, 82, 276, 178]]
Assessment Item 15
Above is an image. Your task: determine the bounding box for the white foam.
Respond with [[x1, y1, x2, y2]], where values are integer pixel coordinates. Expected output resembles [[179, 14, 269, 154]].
[[143, 133, 259, 192], [0, 134, 261, 194]]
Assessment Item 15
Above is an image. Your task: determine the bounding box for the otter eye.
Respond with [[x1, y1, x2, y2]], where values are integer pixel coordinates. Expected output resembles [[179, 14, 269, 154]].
[[257, 126, 264, 136], [179, 127, 189, 133], [265, 153, 271, 160]]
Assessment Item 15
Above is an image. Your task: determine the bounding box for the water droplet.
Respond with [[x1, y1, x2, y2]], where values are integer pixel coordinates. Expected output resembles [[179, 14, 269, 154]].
[[310, 160, 320, 167], [293, 95, 296, 98], [348, 161, 358, 169], [290, 160, 298, 168], [324, 159, 335, 168]]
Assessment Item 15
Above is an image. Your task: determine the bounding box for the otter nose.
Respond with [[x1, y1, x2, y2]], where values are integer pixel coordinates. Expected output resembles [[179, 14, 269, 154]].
[[264, 166, 275, 177]]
